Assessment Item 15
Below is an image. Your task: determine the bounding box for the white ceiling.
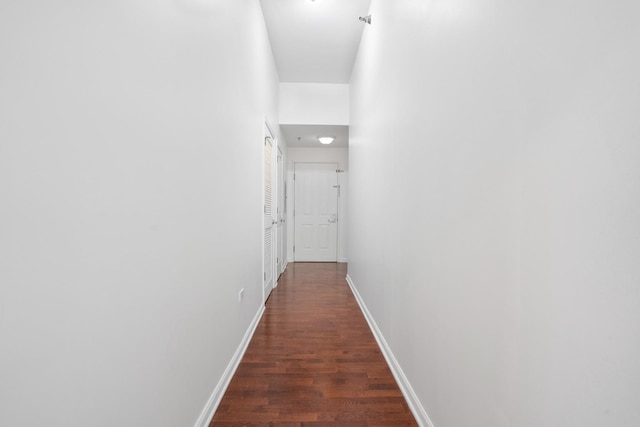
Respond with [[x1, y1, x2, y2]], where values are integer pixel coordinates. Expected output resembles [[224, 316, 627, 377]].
[[281, 124, 349, 148], [260, 0, 372, 84]]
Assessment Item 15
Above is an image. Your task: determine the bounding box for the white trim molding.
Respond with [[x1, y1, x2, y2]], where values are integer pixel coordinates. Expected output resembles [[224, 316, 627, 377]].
[[193, 304, 266, 427], [345, 274, 434, 427]]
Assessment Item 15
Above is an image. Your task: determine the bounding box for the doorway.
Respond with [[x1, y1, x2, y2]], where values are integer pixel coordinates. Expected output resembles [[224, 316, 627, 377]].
[[263, 125, 276, 303], [277, 147, 286, 276], [293, 162, 339, 262]]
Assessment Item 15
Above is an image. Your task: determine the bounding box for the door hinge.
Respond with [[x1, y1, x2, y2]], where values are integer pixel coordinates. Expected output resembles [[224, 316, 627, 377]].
[[336, 169, 344, 173], [293, 245, 295, 253], [264, 272, 266, 281]]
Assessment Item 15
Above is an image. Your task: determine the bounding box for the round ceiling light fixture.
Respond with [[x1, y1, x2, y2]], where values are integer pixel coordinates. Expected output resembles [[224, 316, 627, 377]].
[[318, 136, 335, 145]]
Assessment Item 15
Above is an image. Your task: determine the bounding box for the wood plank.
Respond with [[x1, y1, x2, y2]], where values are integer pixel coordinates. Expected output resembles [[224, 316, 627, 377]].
[[210, 263, 418, 426]]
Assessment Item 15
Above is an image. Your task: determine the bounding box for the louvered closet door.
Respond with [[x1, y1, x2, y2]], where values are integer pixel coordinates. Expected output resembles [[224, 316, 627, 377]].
[[263, 136, 275, 301], [294, 163, 338, 262]]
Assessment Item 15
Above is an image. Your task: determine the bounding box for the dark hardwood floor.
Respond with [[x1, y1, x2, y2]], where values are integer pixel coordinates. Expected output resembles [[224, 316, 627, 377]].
[[210, 262, 418, 427]]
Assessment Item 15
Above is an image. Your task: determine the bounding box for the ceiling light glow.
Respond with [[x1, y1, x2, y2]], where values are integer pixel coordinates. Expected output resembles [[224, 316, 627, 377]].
[[318, 137, 334, 145]]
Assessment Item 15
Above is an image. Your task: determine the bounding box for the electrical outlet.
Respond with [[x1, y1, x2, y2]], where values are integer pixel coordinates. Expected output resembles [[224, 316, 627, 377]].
[[238, 288, 245, 303]]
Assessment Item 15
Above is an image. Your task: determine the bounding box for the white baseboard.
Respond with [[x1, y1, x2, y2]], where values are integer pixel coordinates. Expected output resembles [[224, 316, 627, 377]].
[[337, 258, 349, 263], [345, 274, 434, 427], [275, 262, 288, 287], [193, 304, 266, 427]]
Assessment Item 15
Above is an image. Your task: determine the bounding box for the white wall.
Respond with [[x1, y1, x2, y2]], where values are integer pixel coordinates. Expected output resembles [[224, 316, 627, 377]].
[[0, 1, 279, 426], [348, 1, 640, 426], [280, 83, 349, 125], [286, 148, 348, 263]]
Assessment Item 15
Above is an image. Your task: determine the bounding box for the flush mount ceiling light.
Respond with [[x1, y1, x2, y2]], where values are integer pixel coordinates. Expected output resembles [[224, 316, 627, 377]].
[[318, 136, 335, 145]]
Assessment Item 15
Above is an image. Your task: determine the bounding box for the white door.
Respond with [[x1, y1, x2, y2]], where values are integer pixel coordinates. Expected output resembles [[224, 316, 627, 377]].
[[294, 163, 338, 262], [277, 147, 285, 275], [263, 133, 276, 302]]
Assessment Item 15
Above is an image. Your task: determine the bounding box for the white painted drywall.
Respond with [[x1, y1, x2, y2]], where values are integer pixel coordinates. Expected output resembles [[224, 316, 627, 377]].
[[348, 1, 640, 426], [280, 83, 349, 125], [0, 1, 279, 426], [286, 148, 348, 263]]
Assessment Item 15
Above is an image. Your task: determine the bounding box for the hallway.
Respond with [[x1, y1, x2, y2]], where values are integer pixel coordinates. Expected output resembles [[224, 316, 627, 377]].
[[2, 2, 639, 426], [211, 263, 417, 426]]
